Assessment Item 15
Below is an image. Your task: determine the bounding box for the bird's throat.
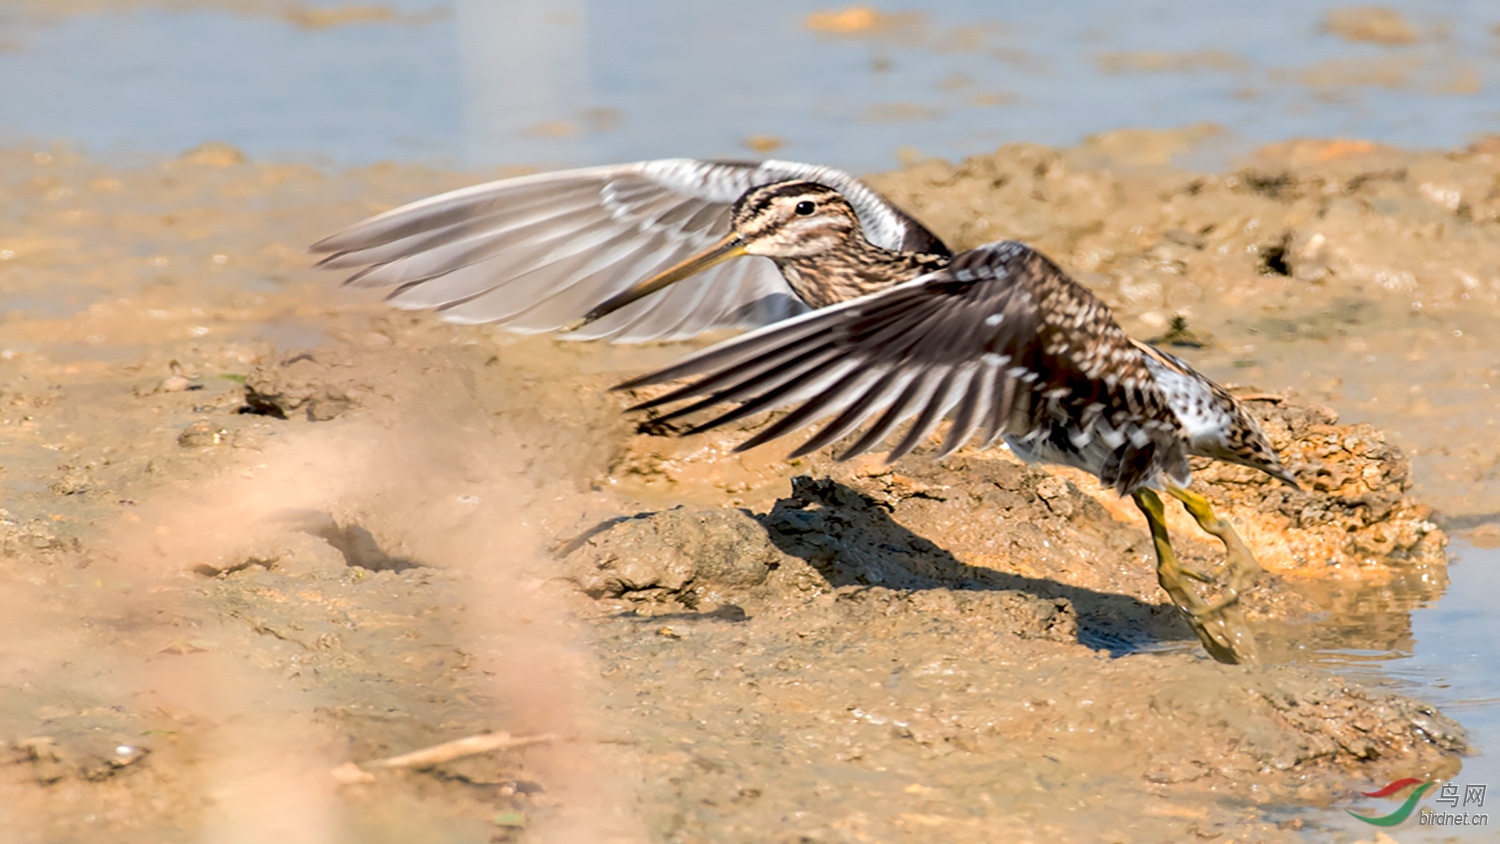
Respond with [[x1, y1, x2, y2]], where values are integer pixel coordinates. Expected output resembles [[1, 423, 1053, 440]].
[[775, 239, 949, 309]]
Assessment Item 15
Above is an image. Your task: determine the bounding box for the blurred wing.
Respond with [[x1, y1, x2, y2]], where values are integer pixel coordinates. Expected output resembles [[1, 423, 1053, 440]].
[[617, 241, 1186, 491], [311, 159, 948, 343]]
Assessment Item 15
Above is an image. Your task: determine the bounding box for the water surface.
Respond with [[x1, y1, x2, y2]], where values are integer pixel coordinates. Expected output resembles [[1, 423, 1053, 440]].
[[1, 0, 1498, 170], [1301, 542, 1500, 841]]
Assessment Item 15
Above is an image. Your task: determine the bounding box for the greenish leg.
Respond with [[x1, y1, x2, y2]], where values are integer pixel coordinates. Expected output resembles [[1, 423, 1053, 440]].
[[1163, 484, 1265, 595], [1131, 488, 1258, 665]]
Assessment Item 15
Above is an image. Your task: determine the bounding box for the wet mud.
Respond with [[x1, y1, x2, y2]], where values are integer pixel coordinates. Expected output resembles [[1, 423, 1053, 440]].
[[2, 132, 1497, 841]]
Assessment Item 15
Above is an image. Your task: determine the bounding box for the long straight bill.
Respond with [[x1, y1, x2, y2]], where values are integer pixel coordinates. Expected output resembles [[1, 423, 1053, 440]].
[[580, 234, 747, 324]]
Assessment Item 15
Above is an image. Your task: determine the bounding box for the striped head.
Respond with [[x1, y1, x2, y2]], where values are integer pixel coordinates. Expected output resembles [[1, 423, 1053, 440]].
[[728, 181, 864, 258], [581, 179, 933, 324]]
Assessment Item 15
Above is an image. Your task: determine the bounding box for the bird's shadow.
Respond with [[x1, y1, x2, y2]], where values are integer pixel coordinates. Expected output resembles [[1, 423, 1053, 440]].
[[752, 476, 1196, 656]]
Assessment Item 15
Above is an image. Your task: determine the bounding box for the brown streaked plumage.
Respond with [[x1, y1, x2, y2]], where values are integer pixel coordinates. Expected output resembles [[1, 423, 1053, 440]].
[[609, 180, 1299, 665], [622, 240, 1193, 495], [1131, 341, 1299, 487]]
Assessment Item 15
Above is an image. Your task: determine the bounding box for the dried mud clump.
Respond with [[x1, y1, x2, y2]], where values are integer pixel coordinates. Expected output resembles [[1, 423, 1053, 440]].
[[566, 475, 1465, 842], [563, 507, 783, 607], [573, 483, 1466, 841], [601, 429, 1159, 601], [244, 349, 375, 420], [0, 514, 80, 565], [1193, 400, 1444, 576]]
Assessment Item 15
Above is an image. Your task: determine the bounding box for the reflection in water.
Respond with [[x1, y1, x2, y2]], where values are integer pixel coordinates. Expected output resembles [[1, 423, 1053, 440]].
[[1278, 566, 1450, 667]]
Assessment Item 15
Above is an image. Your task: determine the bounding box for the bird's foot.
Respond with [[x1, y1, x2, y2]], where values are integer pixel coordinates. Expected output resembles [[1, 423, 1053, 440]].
[[1157, 565, 1258, 665], [1177, 564, 1216, 584], [1183, 598, 1259, 666], [1165, 484, 1266, 593], [1219, 532, 1266, 596], [1135, 487, 1260, 665]]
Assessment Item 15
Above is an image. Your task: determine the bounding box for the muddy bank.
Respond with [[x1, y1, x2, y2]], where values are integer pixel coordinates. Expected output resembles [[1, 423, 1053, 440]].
[[569, 491, 1463, 840], [1, 133, 1496, 841]]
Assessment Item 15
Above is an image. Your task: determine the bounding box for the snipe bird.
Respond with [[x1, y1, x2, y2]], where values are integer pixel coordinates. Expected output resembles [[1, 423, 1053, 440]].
[[598, 181, 1300, 665], [311, 159, 947, 342], [313, 162, 1295, 664]]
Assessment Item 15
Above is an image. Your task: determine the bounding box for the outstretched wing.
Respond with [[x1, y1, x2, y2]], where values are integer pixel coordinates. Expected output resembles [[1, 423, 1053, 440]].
[[312, 159, 948, 343], [616, 241, 1189, 492]]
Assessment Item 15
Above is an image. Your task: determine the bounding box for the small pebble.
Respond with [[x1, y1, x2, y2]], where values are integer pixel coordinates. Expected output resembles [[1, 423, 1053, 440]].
[[177, 420, 224, 448]]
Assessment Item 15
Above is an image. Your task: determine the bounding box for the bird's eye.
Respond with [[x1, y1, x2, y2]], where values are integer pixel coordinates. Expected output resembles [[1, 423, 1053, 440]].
[[794, 200, 815, 216]]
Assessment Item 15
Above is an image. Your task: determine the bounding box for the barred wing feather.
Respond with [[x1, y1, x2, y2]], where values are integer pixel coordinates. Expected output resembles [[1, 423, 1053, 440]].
[[312, 159, 947, 343], [616, 241, 1190, 493]]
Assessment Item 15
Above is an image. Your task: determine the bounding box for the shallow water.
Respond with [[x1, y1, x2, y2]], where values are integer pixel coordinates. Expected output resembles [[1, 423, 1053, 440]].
[[2, 1, 1499, 170], [1294, 542, 1500, 840]]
